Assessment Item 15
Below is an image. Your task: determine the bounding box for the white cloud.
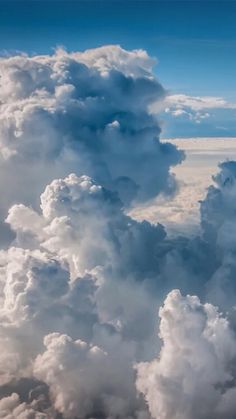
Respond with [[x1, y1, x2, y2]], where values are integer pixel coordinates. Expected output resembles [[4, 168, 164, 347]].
[[0, 44, 182, 224], [136, 289, 236, 419], [150, 94, 236, 131], [166, 94, 236, 112], [162, 94, 236, 123], [0, 171, 166, 417], [33, 332, 142, 418], [6, 173, 166, 279], [0, 44, 177, 417]]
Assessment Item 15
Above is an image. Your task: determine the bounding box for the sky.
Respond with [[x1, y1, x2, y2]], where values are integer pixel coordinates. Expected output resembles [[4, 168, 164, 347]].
[[1, 0, 236, 137]]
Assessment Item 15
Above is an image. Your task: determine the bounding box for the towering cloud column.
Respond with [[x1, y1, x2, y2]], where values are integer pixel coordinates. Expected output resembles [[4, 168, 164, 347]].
[[0, 45, 183, 223]]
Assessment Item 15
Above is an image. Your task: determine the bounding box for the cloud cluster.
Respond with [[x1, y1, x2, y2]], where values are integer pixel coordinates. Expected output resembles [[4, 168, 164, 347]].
[[1, 171, 165, 418], [0, 45, 184, 418], [3, 157, 236, 419], [135, 161, 236, 419], [1, 44, 236, 419]]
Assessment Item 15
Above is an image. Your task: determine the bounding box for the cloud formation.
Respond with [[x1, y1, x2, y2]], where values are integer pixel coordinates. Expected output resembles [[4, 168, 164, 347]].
[[0, 45, 181, 417], [0, 44, 183, 219], [163, 94, 236, 125], [200, 160, 236, 310], [130, 138, 236, 236], [0, 392, 47, 418], [1, 44, 236, 419], [151, 93, 236, 137], [136, 289, 236, 419], [3, 160, 236, 418], [1, 172, 165, 418]]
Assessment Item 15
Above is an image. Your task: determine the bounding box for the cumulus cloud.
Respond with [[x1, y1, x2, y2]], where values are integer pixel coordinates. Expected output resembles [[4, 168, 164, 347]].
[[6, 173, 166, 280], [201, 160, 236, 244], [0, 44, 183, 223], [0, 170, 168, 418], [3, 165, 236, 418], [0, 392, 47, 418], [136, 289, 236, 419], [134, 160, 236, 419], [199, 160, 236, 310], [33, 332, 148, 418]]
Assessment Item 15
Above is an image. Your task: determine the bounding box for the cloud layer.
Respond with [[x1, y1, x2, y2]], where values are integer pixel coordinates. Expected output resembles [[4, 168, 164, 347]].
[[153, 93, 236, 138]]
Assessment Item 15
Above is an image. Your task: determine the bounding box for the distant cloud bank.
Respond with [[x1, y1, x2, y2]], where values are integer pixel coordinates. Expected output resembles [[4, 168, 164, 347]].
[[150, 93, 236, 137]]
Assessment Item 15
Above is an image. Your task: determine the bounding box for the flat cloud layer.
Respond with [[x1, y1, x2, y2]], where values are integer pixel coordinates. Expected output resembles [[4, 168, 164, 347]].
[[0, 44, 236, 419], [130, 138, 236, 235], [153, 94, 236, 137]]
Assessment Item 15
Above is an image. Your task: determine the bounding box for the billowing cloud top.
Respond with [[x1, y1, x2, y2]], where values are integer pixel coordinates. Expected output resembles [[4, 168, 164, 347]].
[[136, 289, 236, 419], [0, 45, 183, 218]]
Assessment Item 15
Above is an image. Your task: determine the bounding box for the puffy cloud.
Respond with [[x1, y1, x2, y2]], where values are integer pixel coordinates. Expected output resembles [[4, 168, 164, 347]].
[[33, 333, 108, 417], [6, 172, 165, 341], [6, 173, 166, 279], [5, 167, 236, 418], [0, 247, 69, 324], [0, 45, 183, 221], [201, 160, 236, 245], [0, 245, 148, 417], [1, 171, 168, 418], [0, 247, 71, 385], [0, 392, 47, 418], [71, 45, 156, 77], [136, 289, 236, 419], [199, 161, 236, 310], [33, 332, 147, 418]]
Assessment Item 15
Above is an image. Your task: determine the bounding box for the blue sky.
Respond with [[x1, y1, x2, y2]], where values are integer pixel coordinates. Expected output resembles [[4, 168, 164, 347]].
[[1, 0, 236, 137]]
